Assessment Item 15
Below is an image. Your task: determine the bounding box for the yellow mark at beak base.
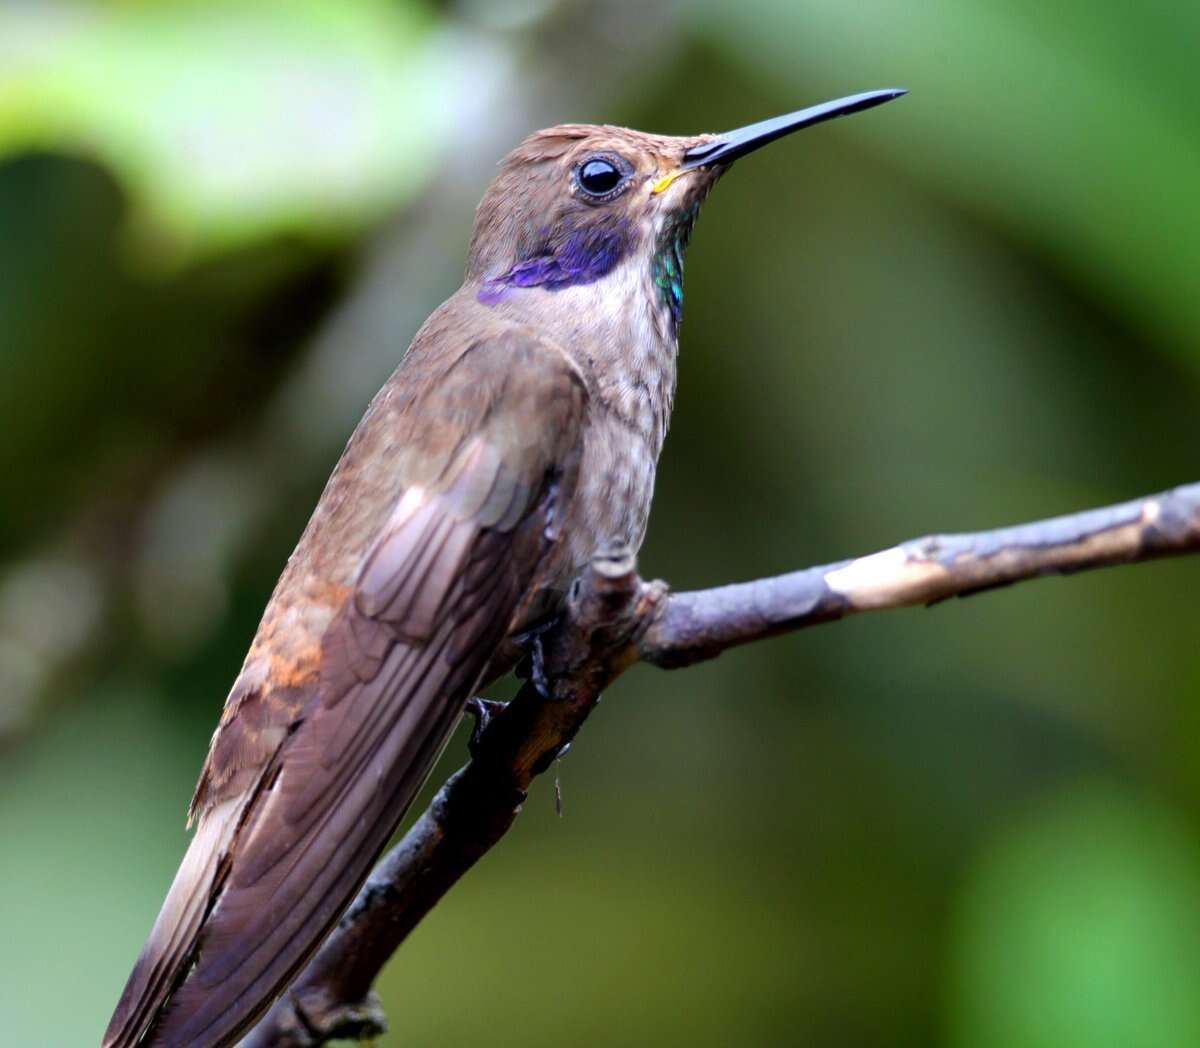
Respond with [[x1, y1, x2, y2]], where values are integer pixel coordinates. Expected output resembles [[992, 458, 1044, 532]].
[[652, 170, 684, 195]]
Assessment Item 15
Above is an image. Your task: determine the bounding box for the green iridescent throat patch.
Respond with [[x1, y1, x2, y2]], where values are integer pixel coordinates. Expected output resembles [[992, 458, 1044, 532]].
[[651, 204, 699, 325]]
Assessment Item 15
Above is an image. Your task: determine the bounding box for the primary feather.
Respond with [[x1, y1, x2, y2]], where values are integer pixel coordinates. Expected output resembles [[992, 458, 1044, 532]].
[[103, 319, 586, 1048]]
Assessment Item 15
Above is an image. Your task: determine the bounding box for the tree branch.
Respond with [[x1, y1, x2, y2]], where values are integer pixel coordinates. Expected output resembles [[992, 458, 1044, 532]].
[[243, 481, 1200, 1047]]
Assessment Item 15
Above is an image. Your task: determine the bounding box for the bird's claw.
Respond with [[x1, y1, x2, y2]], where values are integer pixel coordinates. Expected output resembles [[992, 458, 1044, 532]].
[[514, 615, 561, 700], [527, 632, 551, 699], [464, 696, 506, 757]]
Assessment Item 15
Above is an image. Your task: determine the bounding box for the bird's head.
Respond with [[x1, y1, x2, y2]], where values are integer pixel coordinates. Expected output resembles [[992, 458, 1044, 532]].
[[466, 89, 905, 326]]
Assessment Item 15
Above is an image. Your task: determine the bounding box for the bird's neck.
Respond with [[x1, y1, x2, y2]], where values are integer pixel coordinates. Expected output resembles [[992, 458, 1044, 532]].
[[472, 256, 682, 455], [471, 205, 708, 454], [649, 202, 701, 329]]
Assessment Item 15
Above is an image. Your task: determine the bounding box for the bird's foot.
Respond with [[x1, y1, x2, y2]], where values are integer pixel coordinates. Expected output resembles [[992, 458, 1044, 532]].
[[513, 614, 562, 700], [464, 696, 506, 758]]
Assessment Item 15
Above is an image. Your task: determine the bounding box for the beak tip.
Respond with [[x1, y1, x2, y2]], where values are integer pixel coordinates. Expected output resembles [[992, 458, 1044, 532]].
[[683, 87, 909, 170]]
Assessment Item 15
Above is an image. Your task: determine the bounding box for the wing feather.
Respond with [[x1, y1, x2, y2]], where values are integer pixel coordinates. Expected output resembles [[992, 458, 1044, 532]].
[[103, 327, 585, 1048]]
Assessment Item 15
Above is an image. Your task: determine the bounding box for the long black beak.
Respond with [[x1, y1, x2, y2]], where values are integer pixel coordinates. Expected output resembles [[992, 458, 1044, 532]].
[[682, 88, 906, 170]]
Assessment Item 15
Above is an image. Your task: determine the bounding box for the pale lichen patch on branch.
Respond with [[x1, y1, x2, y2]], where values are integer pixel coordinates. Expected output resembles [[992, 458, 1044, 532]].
[[824, 546, 946, 609]]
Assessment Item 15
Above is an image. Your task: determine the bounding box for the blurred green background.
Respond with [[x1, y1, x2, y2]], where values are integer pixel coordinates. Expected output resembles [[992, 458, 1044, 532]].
[[2, 1, 1199, 1045]]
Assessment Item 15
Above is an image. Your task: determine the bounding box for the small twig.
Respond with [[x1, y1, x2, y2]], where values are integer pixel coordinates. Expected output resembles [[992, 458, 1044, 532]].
[[640, 482, 1200, 666], [244, 482, 1200, 1046]]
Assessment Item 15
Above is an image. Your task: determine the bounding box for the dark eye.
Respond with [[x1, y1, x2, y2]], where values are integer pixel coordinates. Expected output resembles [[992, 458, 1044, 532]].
[[576, 156, 626, 200]]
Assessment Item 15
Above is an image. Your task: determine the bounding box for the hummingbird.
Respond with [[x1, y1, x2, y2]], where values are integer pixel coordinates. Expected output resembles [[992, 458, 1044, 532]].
[[103, 87, 905, 1048]]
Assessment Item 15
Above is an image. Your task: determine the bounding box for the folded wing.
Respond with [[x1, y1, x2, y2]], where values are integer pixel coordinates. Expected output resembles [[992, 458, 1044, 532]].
[[103, 330, 585, 1048]]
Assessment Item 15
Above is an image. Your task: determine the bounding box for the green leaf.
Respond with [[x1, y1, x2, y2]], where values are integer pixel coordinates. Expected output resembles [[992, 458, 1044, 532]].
[[0, 0, 442, 267]]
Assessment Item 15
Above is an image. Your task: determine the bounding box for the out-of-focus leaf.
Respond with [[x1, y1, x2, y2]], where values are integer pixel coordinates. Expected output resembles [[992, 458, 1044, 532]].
[[948, 783, 1200, 1048], [699, 0, 1200, 365], [0, 0, 441, 266]]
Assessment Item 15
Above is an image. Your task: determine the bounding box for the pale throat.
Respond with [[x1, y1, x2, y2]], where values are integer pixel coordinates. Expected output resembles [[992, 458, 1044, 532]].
[[475, 205, 704, 449], [477, 201, 700, 326]]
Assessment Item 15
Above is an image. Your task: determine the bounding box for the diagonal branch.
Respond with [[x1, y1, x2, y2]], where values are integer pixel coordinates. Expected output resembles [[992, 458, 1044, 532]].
[[243, 481, 1200, 1047]]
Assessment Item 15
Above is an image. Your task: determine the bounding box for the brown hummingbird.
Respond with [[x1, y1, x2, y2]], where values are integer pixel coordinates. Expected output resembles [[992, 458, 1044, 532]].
[[103, 88, 905, 1048]]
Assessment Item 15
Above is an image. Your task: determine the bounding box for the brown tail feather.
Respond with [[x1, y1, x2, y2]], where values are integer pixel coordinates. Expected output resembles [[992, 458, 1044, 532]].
[[102, 799, 243, 1048], [143, 630, 486, 1046]]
